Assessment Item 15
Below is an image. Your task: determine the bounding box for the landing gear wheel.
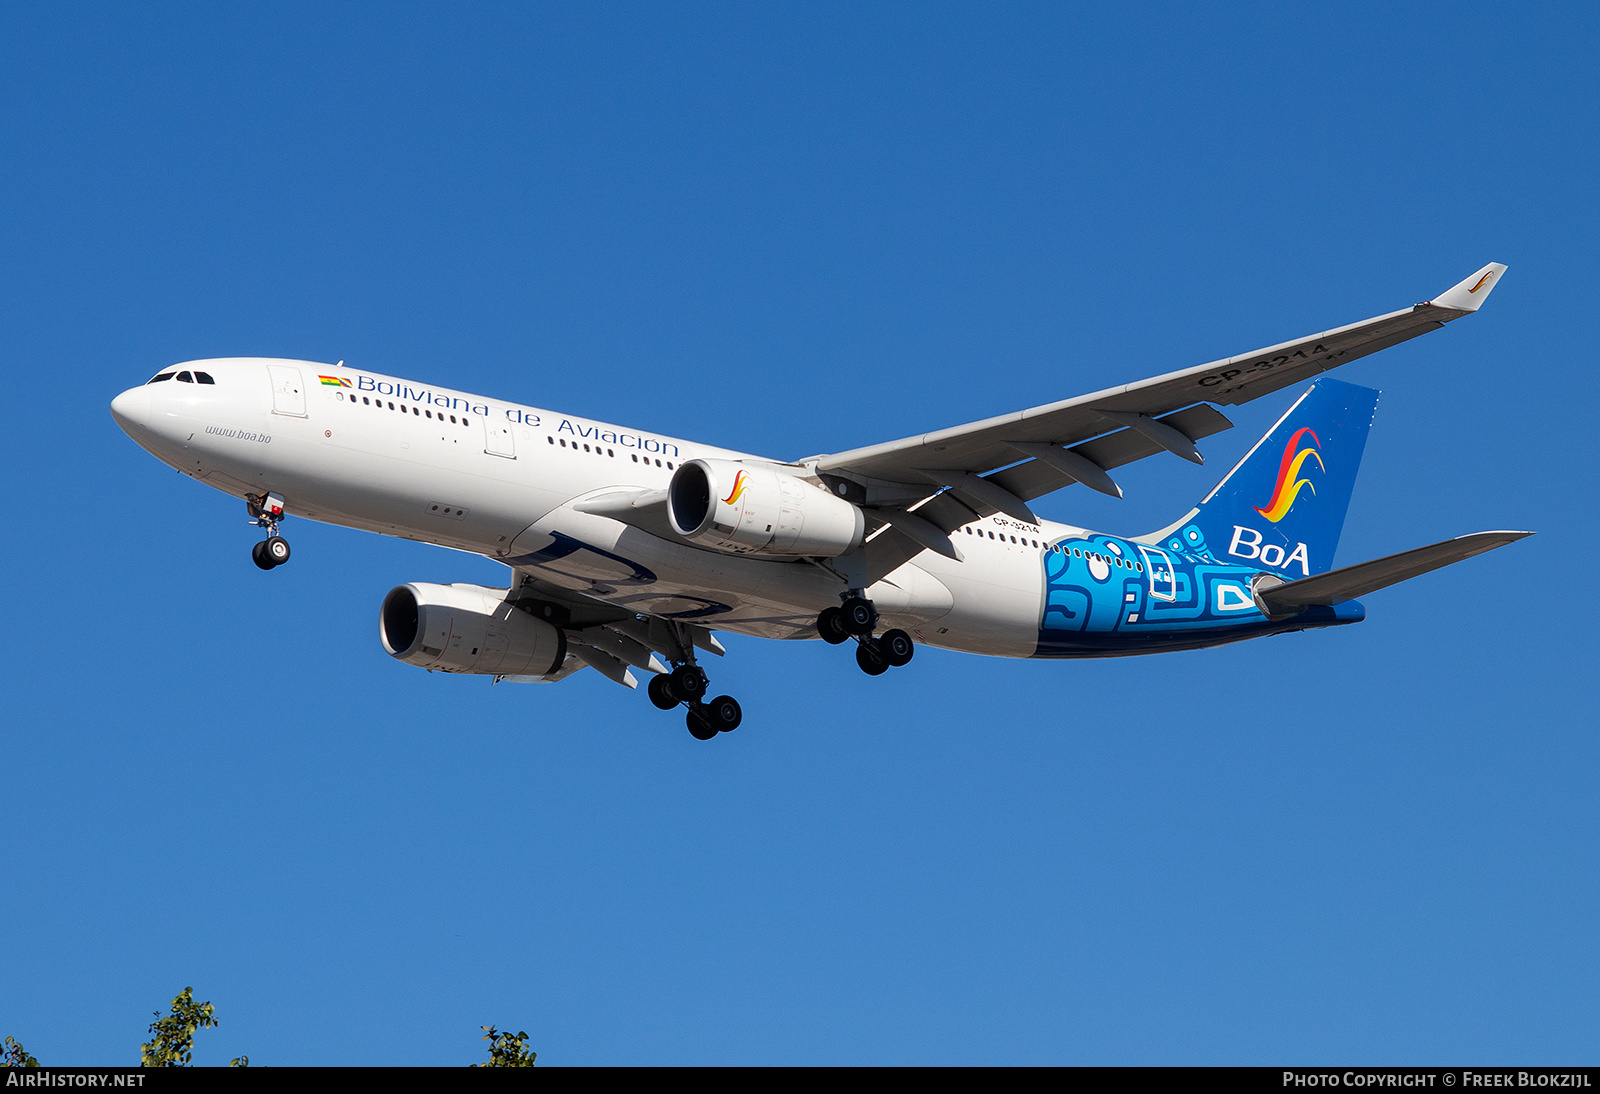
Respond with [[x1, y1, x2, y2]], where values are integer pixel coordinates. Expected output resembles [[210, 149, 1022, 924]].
[[264, 536, 291, 566], [670, 664, 709, 702], [251, 541, 275, 571], [817, 607, 851, 645], [841, 597, 877, 636], [856, 639, 890, 676], [705, 695, 742, 733], [648, 674, 679, 710], [686, 705, 718, 740], [880, 629, 915, 667]]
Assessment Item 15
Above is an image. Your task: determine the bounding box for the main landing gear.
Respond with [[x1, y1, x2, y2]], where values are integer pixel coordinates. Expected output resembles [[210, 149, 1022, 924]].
[[247, 492, 292, 571], [817, 595, 915, 676], [648, 662, 742, 741]]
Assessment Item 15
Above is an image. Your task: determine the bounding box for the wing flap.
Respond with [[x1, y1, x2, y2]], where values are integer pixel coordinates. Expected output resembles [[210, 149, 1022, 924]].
[[989, 403, 1234, 503]]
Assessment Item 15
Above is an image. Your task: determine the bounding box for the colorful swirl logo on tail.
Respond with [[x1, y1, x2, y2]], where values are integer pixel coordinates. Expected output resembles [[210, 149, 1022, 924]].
[[1254, 427, 1324, 523], [721, 470, 750, 506]]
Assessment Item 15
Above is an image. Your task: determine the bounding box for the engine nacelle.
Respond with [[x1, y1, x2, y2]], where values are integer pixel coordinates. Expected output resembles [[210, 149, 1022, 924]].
[[667, 458, 865, 557], [380, 583, 566, 677]]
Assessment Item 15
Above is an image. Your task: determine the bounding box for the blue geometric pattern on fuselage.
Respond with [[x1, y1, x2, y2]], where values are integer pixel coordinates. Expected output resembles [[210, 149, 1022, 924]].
[[1035, 533, 1341, 657], [1164, 523, 1216, 561]]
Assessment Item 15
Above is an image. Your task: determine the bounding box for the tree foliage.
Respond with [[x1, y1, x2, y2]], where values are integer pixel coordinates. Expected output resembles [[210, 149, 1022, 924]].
[[12, 994, 529, 1066], [140, 987, 218, 1067], [475, 1026, 537, 1067], [3, 1036, 38, 1067]]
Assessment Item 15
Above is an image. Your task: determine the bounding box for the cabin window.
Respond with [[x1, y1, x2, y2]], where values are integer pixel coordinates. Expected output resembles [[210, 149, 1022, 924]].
[[632, 454, 638, 462], [413, 407, 420, 416], [667, 462, 674, 470], [176, 371, 194, 383], [388, 401, 394, 410], [425, 410, 432, 419], [608, 449, 614, 457], [195, 371, 215, 384]]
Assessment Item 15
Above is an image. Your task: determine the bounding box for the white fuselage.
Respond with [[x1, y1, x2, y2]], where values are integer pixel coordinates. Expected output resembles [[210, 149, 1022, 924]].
[[111, 358, 1072, 657]]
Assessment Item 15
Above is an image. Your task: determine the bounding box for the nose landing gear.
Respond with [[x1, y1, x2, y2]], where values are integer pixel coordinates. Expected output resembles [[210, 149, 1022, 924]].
[[247, 493, 292, 570]]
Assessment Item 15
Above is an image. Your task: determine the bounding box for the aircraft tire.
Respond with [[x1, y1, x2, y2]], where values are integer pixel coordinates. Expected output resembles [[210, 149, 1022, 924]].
[[706, 695, 742, 732], [264, 536, 291, 566], [855, 639, 889, 676], [648, 674, 679, 710], [817, 607, 850, 644], [841, 597, 877, 636], [670, 664, 708, 702], [686, 706, 718, 740], [880, 629, 915, 667], [251, 541, 275, 571]]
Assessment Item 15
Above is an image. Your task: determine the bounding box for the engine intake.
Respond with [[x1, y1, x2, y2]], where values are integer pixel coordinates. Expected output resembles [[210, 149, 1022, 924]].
[[668, 459, 865, 557], [380, 583, 566, 677]]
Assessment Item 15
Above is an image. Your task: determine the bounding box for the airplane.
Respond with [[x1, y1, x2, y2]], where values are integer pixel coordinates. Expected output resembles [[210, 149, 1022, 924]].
[[109, 262, 1529, 740]]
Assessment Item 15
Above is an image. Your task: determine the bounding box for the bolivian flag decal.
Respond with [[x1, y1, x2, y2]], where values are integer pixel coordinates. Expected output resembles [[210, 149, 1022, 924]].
[[318, 375, 353, 387]]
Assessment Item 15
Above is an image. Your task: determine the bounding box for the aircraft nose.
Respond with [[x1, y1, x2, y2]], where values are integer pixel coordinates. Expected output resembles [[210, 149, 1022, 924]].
[[109, 385, 152, 434]]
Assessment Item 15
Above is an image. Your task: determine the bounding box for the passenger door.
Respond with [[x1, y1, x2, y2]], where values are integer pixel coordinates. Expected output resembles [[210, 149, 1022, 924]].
[[484, 420, 515, 459], [1138, 545, 1177, 602], [267, 364, 307, 417]]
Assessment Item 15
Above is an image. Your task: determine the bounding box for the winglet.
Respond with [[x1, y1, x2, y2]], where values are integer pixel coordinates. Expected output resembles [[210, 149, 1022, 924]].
[[1430, 262, 1508, 312]]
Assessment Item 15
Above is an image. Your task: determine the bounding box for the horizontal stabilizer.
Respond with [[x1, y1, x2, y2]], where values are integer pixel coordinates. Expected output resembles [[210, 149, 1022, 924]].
[[1257, 530, 1533, 611]]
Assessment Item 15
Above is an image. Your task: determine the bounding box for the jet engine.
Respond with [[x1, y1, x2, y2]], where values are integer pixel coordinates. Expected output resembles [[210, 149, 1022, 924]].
[[380, 583, 566, 677], [667, 458, 865, 557]]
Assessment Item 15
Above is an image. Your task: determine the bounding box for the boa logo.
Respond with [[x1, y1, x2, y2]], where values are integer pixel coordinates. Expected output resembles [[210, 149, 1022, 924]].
[[1254, 427, 1324, 523], [720, 470, 750, 506], [1229, 526, 1310, 575]]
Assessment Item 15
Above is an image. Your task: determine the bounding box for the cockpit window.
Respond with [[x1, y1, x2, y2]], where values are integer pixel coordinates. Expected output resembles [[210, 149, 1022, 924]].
[[194, 371, 215, 384], [147, 372, 175, 384], [177, 371, 194, 383]]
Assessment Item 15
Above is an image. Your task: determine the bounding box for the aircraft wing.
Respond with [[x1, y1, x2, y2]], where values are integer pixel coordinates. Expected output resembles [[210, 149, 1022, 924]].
[[810, 264, 1507, 531], [501, 565, 725, 689]]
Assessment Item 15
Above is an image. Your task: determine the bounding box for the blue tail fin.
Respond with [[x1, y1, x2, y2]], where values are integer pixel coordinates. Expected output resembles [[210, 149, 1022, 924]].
[[1146, 378, 1379, 577]]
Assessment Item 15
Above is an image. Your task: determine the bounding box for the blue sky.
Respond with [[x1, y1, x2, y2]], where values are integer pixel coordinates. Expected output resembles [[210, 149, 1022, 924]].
[[1, 2, 1595, 1065]]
